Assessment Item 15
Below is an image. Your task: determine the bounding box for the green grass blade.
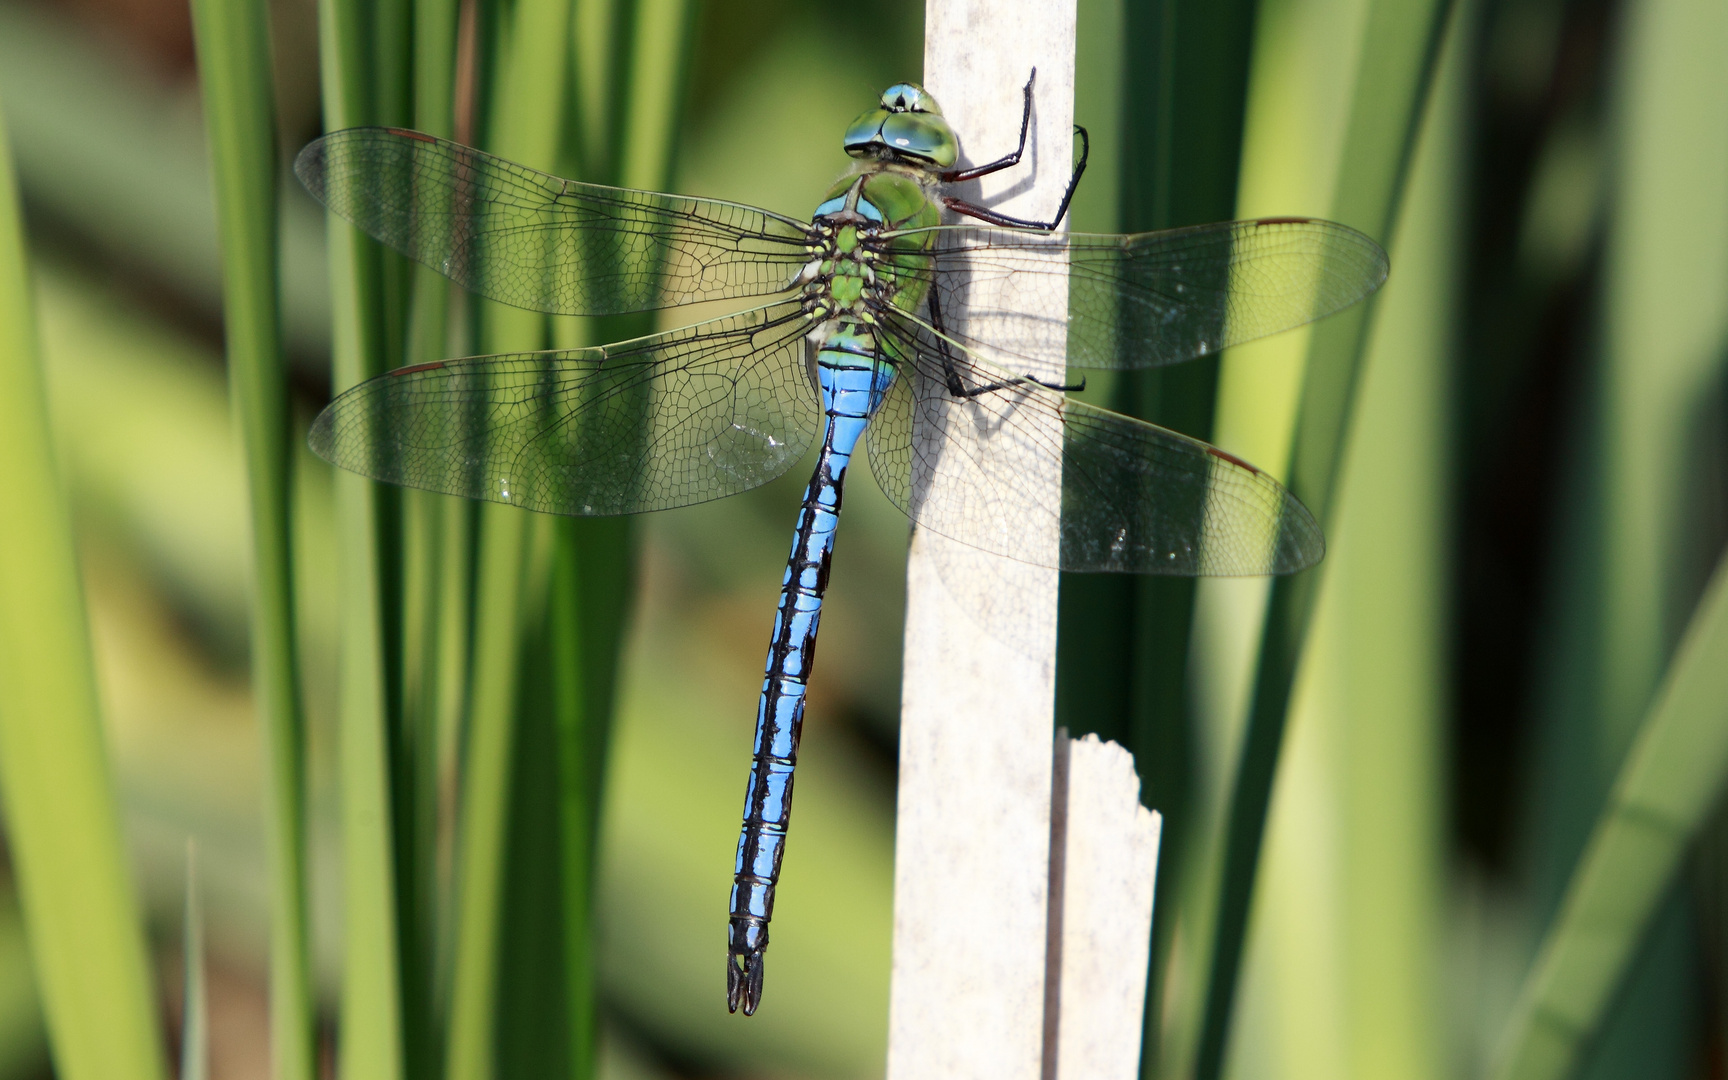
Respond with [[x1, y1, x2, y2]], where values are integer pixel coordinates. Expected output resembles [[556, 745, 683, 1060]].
[[488, 4, 691, 1075], [330, 321, 405, 1080], [443, 0, 576, 1074], [314, 0, 407, 1073], [485, 0, 638, 1057], [396, 483, 446, 1080], [447, 504, 536, 1080], [1217, 19, 1462, 1074], [494, 605, 569, 1079], [1491, 549, 1728, 1080], [426, 493, 473, 1013], [396, 3, 463, 1076], [548, 4, 638, 1071], [551, 532, 605, 1080], [1594, 0, 1728, 789], [180, 845, 208, 1080], [551, 3, 690, 1074], [187, 1, 315, 1077], [0, 99, 167, 1080], [0, 888, 46, 1080], [614, 0, 697, 191], [399, 481, 470, 1080], [1191, 1, 1455, 1076]]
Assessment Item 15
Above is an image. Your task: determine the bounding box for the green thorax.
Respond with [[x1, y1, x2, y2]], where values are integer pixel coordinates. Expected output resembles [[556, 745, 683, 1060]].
[[811, 169, 941, 318], [816, 170, 939, 231]]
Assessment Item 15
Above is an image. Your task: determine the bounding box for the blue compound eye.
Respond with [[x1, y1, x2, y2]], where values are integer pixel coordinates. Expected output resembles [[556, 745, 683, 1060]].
[[843, 84, 957, 168], [842, 108, 890, 158], [877, 112, 957, 168], [879, 82, 944, 116]]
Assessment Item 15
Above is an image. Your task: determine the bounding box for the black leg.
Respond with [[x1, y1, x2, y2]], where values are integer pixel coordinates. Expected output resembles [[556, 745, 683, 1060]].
[[926, 284, 971, 398], [939, 69, 1037, 184], [954, 371, 1087, 397], [925, 286, 1085, 398], [943, 125, 1090, 232]]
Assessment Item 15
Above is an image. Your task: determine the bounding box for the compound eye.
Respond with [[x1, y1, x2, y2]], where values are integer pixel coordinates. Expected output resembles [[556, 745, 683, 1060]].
[[877, 113, 958, 169], [842, 108, 890, 158], [878, 82, 943, 116]]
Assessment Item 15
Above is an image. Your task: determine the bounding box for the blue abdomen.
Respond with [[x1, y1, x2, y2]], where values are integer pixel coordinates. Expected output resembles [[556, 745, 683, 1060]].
[[726, 318, 894, 1015]]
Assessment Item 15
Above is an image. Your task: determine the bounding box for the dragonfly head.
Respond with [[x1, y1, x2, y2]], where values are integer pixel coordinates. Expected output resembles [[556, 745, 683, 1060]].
[[843, 82, 958, 171]]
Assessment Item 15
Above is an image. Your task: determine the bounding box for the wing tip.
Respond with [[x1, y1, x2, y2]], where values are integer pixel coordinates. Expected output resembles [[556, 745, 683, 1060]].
[[292, 137, 327, 202], [1271, 494, 1327, 575], [1251, 216, 1391, 292], [1322, 220, 1392, 295], [295, 126, 441, 208], [306, 402, 340, 464]]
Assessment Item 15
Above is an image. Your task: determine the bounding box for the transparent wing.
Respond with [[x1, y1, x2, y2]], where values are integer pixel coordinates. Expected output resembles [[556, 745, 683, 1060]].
[[865, 313, 1323, 574], [296, 128, 816, 316], [887, 217, 1387, 370], [309, 303, 820, 514]]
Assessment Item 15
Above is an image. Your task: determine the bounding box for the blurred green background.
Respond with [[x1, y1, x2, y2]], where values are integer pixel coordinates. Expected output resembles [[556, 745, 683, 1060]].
[[0, 0, 1725, 1076]]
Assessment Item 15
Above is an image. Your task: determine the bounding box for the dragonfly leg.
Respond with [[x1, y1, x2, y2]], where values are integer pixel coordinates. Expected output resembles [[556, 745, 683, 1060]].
[[941, 125, 1090, 231], [938, 69, 1036, 183], [926, 285, 970, 397], [926, 286, 1084, 397], [953, 372, 1086, 397]]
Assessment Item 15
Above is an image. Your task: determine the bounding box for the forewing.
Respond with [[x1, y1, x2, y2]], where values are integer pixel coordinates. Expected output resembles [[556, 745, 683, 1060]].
[[296, 128, 815, 316], [309, 303, 820, 515], [896, 218, 1387, 370], [866, 316, 1323, 574]]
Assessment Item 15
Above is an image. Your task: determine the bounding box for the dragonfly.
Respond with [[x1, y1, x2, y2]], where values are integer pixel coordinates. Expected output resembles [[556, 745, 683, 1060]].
[[296, 72, 1388, 1017]]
